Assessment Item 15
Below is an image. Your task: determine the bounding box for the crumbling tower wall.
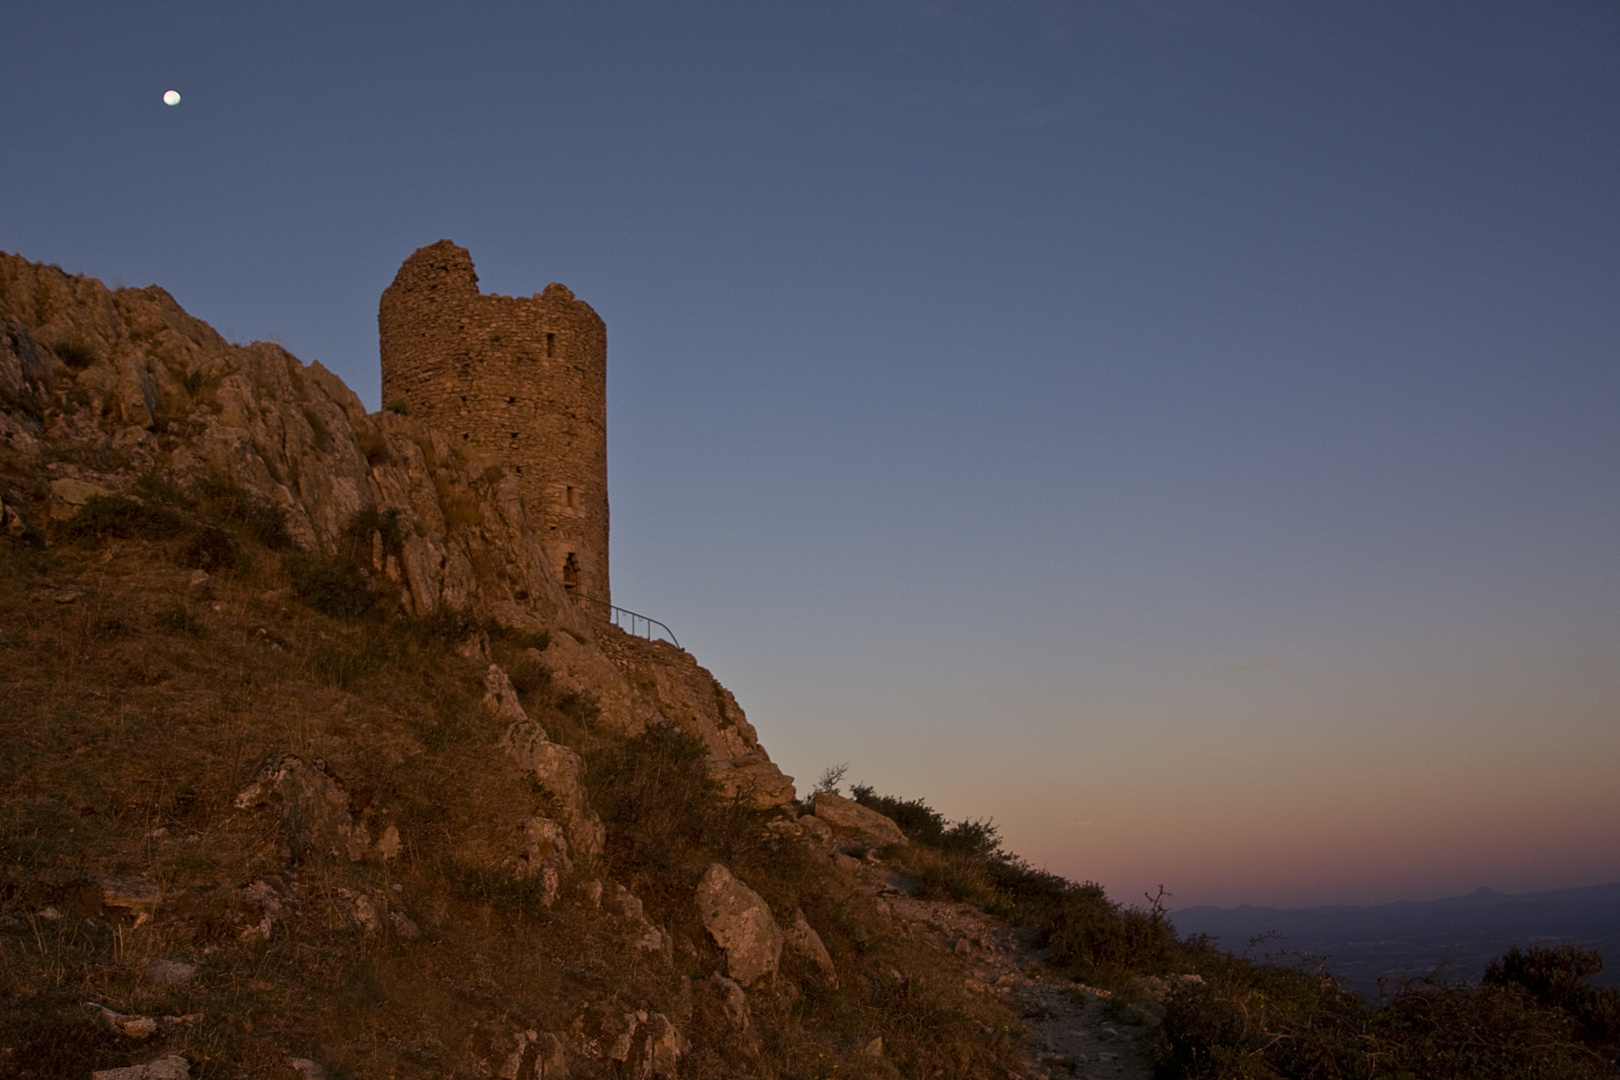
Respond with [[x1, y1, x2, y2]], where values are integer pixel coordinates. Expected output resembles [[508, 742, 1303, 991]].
[[379, 240, 609, 605]]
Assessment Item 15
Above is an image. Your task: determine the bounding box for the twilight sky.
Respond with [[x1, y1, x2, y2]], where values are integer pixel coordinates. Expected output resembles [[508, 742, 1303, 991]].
[[5, 1, 1617, 909]]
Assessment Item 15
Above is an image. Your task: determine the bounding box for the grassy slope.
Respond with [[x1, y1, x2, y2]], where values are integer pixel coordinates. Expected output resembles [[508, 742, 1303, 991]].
[[0, 511, 1024, 1079]]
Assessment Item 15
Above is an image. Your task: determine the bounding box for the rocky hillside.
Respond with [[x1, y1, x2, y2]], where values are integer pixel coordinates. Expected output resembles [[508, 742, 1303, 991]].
[[0, 253, 1043, 1080], [0, 252, 791, 812]]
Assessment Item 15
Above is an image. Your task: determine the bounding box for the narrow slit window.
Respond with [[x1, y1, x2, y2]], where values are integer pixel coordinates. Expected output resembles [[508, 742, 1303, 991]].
[[562, 553, 579, 590], [545, 332, 555, 358], [565, 485, 576, 508]]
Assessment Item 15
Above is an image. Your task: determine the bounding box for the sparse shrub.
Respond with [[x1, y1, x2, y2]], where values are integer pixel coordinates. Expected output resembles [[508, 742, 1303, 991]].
[[284, 552, 381, 623], [412, 605, 481, 647], [356, 426, 392, 466], [182, 369, 206, 395], [65, 494, 186, 543], [193, 476, 293, 549], [51, 340, 97, 369], [384, 399, 410, 415], [910, 851, 991, 903], [488, 621, 550, 651], [345, 506, 404, 557], [553, 690, 599, 726], [505, 656, 552, 697], [1041, 883, 1176, 978], [585, 723, 754, 917], [849, 783, 1003, 857], [178, 524, 242, 571], [1154, 945, 1620, 1080]]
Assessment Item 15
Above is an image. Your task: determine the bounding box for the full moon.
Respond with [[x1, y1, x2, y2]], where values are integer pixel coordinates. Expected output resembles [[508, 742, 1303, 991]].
[[162, 90, 181, 106]]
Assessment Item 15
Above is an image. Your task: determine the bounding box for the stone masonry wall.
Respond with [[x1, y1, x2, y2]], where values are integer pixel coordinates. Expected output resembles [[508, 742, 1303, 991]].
[[379, 241, 610, 605]]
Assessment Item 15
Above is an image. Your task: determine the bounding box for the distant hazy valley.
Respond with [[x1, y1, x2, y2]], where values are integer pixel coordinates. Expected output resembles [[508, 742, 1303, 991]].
[[1173, 881, 1620, 996]]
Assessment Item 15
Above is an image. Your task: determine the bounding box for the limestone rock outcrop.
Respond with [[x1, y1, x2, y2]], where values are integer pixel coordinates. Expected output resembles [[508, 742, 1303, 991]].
[[695, 863, 783, 988], [784, 910, 839, 988], [91, 1057, 190, 1080], [233, 754, 368, 862], [499, 718, 606, 863], [812, 792, 909, 849]]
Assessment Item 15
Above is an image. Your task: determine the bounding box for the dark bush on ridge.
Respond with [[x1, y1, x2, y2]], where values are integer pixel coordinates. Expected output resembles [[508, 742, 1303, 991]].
[[51, 340, 97, 369], [345, 506, 404, 556], [1156, 947, 1620, 1079], [1483, 945, 1620, 1053], [65, 494, 186, 543], [193, 476, 292, 549], [284, 552, 381, 622], [178, 525, 242, 571], [849, 783, 1002, 857], [1041, 882, 1176, 976], [584, 723, 754, 918]]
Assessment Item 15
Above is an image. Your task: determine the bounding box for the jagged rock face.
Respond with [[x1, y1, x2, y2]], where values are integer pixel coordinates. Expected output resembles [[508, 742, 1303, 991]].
[[0, 252, 794, 808], [499, 716, 607, 863]]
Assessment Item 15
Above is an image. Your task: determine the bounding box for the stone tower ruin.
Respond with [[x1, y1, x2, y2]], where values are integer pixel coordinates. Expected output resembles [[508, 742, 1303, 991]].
[[379, 240, 609, 605]]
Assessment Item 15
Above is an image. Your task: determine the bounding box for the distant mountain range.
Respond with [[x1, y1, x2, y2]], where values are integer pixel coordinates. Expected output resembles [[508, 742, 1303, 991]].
[[1171, 881, 1620, 997]]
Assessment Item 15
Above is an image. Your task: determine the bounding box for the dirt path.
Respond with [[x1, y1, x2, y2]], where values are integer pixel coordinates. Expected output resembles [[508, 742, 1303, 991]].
[[874, 870, 1156, 1080]]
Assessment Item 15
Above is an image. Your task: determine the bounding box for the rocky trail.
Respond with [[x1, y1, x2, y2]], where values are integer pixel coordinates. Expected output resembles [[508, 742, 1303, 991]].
[[863, 866, 1157, 1080]]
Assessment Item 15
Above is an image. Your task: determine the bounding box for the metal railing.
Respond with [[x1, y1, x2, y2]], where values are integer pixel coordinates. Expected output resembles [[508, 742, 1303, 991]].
[[570, 593, 680, 649]]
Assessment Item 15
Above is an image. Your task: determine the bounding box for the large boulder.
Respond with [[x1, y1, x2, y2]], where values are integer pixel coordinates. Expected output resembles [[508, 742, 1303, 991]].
[[92, 1058, 190, 1080], [695, 864, 783, 988], [234, 754, 367, 861], [812, 792, 908, 849], [783, 911, 838, 988]]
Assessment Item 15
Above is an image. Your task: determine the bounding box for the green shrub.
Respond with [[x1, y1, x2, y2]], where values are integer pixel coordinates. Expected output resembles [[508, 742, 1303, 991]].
[[1155, 947, 1620, 1080], [411, 606, 481, 647], [584, 723, 753, 917], [51, 340, 97, 369], [64, 494, 186, 543], [345, 506, 404, 557], [178, 525, 242, 571], [384, 399, 410, 415], [1483, 945, 1620, 1053], [488, 622, 550, 652], [1040, 882, 1177, 977], [193, 476, 292, 549], [849, 783, 1002, 857], [284, 553, 381, 623]]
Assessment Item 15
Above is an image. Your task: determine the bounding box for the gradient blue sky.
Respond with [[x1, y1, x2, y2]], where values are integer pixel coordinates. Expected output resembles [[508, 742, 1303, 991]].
[[5, 1, 1617, 909]]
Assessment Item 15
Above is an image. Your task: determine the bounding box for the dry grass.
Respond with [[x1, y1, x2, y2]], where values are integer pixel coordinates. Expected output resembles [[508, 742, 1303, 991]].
[[0, 516, 1026, 1079]]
